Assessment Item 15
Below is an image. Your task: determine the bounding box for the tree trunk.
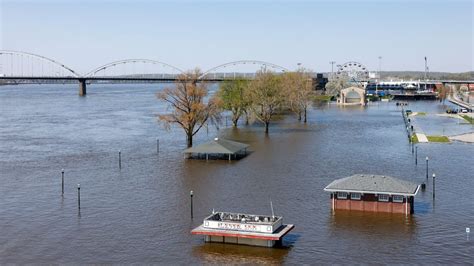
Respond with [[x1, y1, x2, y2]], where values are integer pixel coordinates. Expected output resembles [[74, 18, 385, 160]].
[[304, 108, 307, 123], [186, 132, 193, 148], [244, 110, 250, 125], [265, 121, 269, 134], [298, 111, 302, 121], [232, 115, 239, 127]]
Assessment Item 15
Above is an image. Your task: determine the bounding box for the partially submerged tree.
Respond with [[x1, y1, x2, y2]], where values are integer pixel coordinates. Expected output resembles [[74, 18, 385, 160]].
[[216, 78, 250, 127], [246, 71, 285, 133], [282, 69, 313, 123], [157, 69, 219, 148]]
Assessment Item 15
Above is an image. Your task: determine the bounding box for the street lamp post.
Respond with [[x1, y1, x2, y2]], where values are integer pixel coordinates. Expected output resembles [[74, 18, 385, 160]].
[[425, 157, 429, 179], [329, 61, 336, 80], [77, 184, 81, 209], [190, 190, 194, 219], [61, 169, 64, 195], [415, 146, 418, 165], [378, 56, 382, 78]]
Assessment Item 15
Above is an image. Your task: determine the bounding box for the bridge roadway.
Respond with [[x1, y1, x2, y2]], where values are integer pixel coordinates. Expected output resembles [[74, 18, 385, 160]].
[[1, 76, 473, 97], [0, 76, 227, 96]]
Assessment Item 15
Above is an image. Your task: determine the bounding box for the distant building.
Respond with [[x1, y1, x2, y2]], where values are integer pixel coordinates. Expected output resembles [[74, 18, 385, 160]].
[[365, 80, 442, 96], [312, 73, 328, 91], [324, 174, 420, 215], [337, 87, 366, 105]]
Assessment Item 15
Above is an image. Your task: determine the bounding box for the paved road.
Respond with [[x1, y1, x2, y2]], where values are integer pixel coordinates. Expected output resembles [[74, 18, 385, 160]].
[[449, 132, 474, 143]]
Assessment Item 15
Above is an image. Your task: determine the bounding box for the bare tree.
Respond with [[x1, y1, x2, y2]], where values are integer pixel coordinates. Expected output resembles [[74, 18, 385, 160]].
[[157, 69, 219, 148], [437, 84, 449, 104], [282, 69, 313, 123], [246, 71, 285, 133], [325, 78, 349, 96]]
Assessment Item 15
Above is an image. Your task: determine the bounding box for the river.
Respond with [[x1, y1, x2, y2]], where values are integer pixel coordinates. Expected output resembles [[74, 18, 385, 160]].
[[0, 84, 472, 264]]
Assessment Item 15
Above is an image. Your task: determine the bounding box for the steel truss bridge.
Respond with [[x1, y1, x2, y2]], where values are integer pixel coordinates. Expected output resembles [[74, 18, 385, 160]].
[[1, 51, 472, 96], [0, 51, 289, 95]]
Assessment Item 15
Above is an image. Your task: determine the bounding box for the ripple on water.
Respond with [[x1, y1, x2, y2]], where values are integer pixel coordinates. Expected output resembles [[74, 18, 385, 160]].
[[0, 84, 473, 264]]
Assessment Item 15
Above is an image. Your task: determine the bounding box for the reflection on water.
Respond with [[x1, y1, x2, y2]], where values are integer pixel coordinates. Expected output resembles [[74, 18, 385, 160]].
[[0, 84, 473, 264], [329, 210, 417, 237], [193, 243, 290, 264]]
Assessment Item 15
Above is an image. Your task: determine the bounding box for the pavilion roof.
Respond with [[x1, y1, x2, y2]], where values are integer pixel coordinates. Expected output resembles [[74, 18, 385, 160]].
[[184, 138, 249, 155], [324, 174, 420, 196]]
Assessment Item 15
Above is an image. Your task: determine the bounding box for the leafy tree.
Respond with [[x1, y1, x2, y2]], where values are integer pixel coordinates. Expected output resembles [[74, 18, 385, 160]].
[[157, 69, 219, 148], [216, 78, 250, 127], [246, 71, 285, 133]]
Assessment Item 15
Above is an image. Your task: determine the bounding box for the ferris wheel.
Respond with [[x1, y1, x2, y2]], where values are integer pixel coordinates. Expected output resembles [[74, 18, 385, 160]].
[[336, 61, 369, 82]]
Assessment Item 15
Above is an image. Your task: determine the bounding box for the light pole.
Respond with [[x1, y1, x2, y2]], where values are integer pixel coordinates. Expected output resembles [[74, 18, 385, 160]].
[[424, 56, 428, 90], [425, 157, 429, 179], [190, 190, 194, 219], [330, 61, 336, 80], [61, 169, 64, 195], [432, 173, 436, 199], [378, 56, 382, 79], [415, 146, 418, 165], [77, 184, 81, 209], [375, 79, 378, 96]]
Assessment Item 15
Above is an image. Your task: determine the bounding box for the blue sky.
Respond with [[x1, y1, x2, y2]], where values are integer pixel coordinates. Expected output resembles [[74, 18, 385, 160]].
[[1, 0, 472, 74]]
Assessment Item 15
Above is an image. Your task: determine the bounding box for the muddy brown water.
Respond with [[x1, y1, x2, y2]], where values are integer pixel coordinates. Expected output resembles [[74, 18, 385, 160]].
[[0, 84, 473, 264]]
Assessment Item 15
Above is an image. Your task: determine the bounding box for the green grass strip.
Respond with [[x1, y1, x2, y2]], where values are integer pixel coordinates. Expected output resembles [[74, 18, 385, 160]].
[[427, 135, 450, 143], [461, 115, 474, 124]]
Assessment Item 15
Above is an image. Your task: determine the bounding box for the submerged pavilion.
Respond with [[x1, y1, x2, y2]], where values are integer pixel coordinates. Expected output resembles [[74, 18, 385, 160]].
[[184, 138, 249, 161]]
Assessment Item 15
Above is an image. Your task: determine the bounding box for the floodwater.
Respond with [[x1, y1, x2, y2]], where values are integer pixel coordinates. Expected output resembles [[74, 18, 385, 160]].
[[0, 84, 473, 264]]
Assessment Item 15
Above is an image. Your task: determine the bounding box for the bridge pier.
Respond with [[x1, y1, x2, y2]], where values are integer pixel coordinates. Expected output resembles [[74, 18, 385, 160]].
[[78, 79, 87, 96]]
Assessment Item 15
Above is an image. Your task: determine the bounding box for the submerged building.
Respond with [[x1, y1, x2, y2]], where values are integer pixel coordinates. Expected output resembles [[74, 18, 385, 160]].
[[324, 174, 420, 215], [191, 211, 294, 247], [184, 138, 249, 161]]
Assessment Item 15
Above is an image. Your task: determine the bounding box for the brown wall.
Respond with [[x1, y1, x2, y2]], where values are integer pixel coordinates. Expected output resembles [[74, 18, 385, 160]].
[[332, 196, 412, 214]]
